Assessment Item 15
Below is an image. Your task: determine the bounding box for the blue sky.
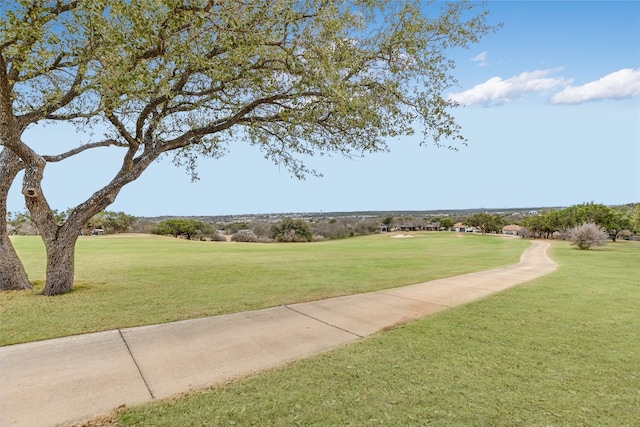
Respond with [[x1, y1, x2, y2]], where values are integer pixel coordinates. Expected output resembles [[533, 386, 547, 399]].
[[7, 1, 640, 217]]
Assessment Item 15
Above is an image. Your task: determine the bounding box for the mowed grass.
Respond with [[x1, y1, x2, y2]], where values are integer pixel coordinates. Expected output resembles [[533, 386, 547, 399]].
[[100, 241, 639, 427], [1, 232, 528, 346]]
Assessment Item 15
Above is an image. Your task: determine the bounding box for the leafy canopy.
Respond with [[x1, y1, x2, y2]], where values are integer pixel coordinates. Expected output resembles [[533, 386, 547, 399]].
[[3, 0, 495, 180]]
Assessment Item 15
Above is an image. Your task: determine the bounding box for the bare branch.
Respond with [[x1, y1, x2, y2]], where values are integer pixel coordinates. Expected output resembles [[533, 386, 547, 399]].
[[43, 110, 100, 121], [42, 139, 125, 162]]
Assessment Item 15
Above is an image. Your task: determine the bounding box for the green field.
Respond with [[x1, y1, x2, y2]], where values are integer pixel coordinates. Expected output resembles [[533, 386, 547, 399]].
[[99, 240, 640, 427], [1, 232, 528, 346]]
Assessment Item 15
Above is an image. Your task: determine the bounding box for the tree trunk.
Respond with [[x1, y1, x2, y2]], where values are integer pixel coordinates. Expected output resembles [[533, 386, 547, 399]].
[[0, 233, 32, 291], [42, 232, 79, 296], [18, 161, 80, 295], [0, 148, 32, 291]]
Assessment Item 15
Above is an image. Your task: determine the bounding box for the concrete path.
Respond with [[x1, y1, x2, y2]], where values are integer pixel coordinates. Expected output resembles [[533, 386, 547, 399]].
[[0, 240, 557, 427]]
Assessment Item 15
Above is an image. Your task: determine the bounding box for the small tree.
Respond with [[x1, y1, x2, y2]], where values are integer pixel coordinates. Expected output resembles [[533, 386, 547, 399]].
[[439, 218, 455, 230], [272, 218, 313, 242], [381, 216, 394, 231], [568, 223, 609, 250], [154, 218, 214, 240]]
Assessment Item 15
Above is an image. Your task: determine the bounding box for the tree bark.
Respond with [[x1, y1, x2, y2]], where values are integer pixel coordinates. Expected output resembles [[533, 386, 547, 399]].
[[24, 192, 80, 295], [20, 170, 75, 295], [0, 233, 32, 291], [0, 148, 32, 291], [42, 232, 79, 296]]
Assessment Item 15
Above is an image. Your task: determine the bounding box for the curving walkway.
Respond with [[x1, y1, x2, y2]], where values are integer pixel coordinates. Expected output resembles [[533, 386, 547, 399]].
[[0, 240, 557, 427]]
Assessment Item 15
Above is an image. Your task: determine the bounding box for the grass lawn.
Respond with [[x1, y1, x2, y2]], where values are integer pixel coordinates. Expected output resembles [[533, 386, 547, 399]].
[[92, 240, 639, 427], [1, 232, 529, 345]]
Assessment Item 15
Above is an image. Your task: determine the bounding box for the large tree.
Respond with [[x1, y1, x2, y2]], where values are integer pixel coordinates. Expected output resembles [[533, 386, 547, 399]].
[[466, 212, 504, 235], [1, 0, 495, 295]]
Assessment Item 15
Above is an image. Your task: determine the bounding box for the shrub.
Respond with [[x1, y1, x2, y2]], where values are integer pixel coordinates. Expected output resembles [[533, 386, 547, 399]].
[[208, 233, 227, 242], [353, 218, 380, 235], [312, 219, 350, 240], [231, 231, 259, 242], [618, 229, 633, 240], [568, 223, 609, 250], [250, 222, 273, 239]]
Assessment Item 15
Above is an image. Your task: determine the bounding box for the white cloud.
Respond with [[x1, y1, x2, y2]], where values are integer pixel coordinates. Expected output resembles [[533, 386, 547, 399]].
[[471, 51, 489, 67], [550, 68, 640, 104], [448, 68, 570, 106]]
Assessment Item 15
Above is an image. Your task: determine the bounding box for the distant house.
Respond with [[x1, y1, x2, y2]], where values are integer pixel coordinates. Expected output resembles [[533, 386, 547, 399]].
[[453, 222, 473, 233], [502, 224, 522, 236], [424, 222, 440, 231], [398, 223, 418, 232], [453, 222, 481, 233]]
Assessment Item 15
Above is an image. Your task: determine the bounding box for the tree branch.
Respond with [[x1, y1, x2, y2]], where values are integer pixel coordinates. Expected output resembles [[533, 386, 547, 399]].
[[42, 139, 125, 162], [105, 112, 138, 148], [17, 64, 87, 126]]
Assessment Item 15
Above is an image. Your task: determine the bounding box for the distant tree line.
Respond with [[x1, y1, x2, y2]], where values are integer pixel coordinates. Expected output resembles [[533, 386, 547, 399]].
[[7, 210, 137, 235], [10, 203, 638, 247], [519, 202, 636, 241], [152, 216, 381, 242]]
